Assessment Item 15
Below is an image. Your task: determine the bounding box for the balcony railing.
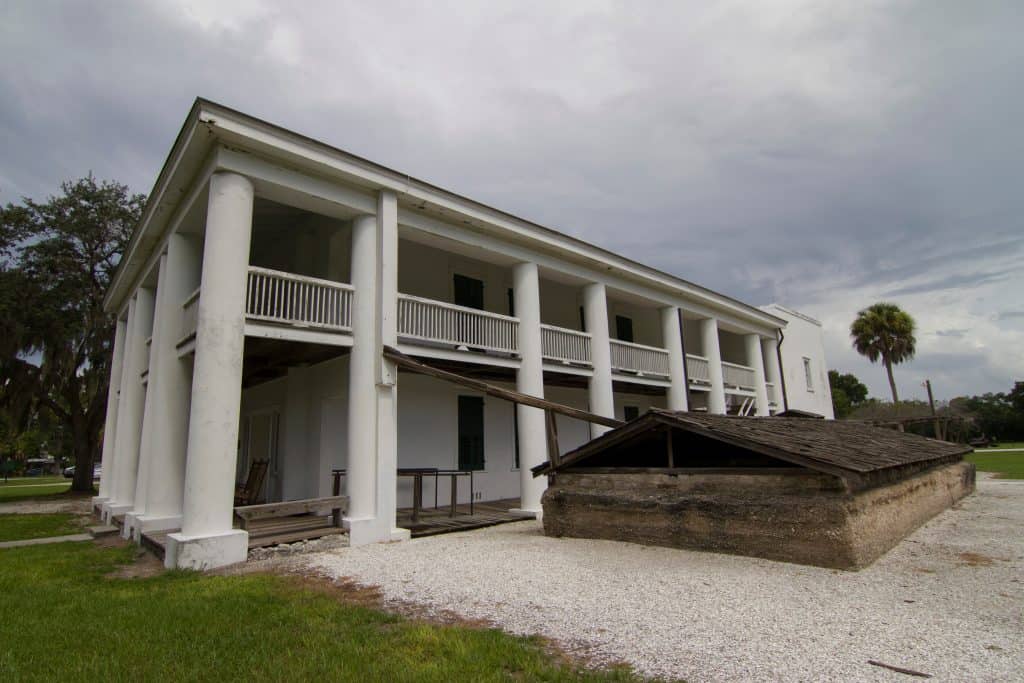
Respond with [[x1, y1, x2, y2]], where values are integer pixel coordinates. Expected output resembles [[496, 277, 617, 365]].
[[246, 267, 353, 332], [541, 324, 591, 366], [610, 339, 670, 377], [179, 287, 200, 345], [397, 294, 519, 355], [766, 381, 779, 405], [722, 361, 757, 391], [686, 353, 711, 384]]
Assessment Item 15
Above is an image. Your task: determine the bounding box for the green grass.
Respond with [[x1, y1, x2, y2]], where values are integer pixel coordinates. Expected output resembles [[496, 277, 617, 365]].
[[0, 513, 85, 542], [966, 451, 1024, 479], [0, 481, 73, 501], [975, 441, 1024, 451], [0, 475, 69, 485], [0, 536, 645, 682]]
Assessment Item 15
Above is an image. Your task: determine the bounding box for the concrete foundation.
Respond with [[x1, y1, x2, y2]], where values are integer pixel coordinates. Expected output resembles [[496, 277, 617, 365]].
[[164, 529, 249, 570], [541, 461, 975, 569]]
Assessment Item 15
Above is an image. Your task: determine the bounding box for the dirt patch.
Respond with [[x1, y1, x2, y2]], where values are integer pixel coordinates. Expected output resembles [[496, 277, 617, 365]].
[[0, 493, 93, 515], [957, 552, 997, 567]]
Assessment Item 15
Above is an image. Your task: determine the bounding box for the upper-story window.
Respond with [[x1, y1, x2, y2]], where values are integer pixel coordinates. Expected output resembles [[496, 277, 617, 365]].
[[615, 315, 634, 343], [803, 357, 814, 392]]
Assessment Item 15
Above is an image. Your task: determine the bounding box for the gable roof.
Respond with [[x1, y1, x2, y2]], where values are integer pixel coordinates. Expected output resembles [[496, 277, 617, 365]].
[[533, 409, 972, 489]]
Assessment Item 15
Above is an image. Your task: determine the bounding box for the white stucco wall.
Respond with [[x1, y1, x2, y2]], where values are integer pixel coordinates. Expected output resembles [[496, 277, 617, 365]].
[[237, 354, 668, 508], [761, 304, 835, 419]]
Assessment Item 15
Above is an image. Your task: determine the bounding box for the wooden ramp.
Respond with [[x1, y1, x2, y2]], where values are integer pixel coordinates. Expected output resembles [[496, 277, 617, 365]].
[[399, 498, 529, 538]]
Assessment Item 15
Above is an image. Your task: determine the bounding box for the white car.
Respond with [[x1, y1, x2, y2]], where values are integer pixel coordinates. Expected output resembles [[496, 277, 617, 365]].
[[62, 465, 102, 480]]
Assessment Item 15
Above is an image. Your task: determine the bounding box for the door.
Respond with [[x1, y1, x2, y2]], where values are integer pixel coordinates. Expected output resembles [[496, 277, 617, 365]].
[[458, 395, 485, 471], [454, 274, 484, 310], [245, 411, 280, 502], [615, 315, 634, 343]]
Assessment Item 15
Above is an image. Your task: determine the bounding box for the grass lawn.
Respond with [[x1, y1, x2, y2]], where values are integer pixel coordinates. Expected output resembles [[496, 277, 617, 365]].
[[975, 441, 1024, 451], [0, 475, 69, 485], [966, 451, 1024, 479], [0, 537, 644, 682], [0, 481, 72, 501], [0, 513, 85, 542]]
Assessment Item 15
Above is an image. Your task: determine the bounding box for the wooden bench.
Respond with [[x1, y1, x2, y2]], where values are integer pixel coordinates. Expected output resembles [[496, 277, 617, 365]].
[[234, 495, 348, 548]]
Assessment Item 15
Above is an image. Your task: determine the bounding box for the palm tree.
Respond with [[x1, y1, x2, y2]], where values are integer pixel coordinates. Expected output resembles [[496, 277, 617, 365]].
[[850, 302, 916, 410]]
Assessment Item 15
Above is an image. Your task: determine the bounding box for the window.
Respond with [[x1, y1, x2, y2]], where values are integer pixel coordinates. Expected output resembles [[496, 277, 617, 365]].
[[803, 357, 814, 392], [615, 315, 634, 343], [458, 396, 485, 471], [453, 274, 484, 310], [623, 405, 640, 421]]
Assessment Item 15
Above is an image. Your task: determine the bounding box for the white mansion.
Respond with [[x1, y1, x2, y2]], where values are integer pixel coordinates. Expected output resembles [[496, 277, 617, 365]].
[[94, 99, 833, 569]]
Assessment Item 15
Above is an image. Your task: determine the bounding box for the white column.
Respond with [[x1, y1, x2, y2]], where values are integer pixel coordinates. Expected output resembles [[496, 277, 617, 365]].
[[745, 334, 770, 416], [103, 299, 136, 513], [763, 336, 782, 411], [106, 288, 154, 519], [124, 257, 167, 538], [512, 262, 546, 516], [166, 172, 253, 570], [701, 318, 727, 415], [94, 315, 127, 507], [661, 306, 689, 412], [134, 233, 200, 537], [374, 190, 402, 541], [344, 191, 407, 546], [346, 214, 378, 539], [582, 282, 614, 437]]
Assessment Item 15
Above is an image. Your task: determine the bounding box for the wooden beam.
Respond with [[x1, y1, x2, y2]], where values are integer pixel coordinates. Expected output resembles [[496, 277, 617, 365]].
[[546, 409, 561, 468], [383, 346, 624, 429]]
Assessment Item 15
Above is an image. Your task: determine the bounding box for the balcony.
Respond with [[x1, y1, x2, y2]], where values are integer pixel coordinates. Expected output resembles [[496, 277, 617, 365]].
[[246, 267, 354, 332], [397, 294, 519, 355], [722, 361, 757, 392], [686, 353, 711, 385], [610, 339, 670, 378], [540, 324, 591, 366]]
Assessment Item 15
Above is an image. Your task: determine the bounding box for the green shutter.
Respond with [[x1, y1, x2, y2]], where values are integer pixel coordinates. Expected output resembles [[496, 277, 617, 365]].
[[458, 396, 485, 471]]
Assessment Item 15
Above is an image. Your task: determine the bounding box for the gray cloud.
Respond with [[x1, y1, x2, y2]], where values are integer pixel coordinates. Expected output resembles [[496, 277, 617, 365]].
[[1, 0, 1021, 399]]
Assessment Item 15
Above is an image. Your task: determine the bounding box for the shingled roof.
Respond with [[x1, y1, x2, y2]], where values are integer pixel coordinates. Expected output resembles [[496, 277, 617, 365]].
[[533, 409, 973, 489]]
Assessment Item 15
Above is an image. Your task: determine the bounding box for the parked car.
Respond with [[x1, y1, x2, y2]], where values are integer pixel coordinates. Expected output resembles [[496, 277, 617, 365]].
[[63, 465, 102, 480]]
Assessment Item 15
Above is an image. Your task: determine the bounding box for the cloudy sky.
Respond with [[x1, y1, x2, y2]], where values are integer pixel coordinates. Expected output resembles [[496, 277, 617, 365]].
[[2, 1, 1021, 401]]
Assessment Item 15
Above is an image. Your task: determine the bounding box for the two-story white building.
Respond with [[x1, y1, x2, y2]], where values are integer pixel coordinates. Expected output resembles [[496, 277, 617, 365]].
[[94, 99, 830, 570]]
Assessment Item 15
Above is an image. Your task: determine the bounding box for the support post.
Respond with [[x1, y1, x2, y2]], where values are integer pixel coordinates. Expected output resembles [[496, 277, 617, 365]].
[[94, 315, 127, 508], [762, 336, 782, 413], [105, 288, 154, 521], [745, 333, 770, 416], [133, 233, 201, 539], [582, 282, 614, 437], [701, 318, 727, 415], [166, 172, 254, 570], [661, 306, 689, 412], [512, 262, 546, 517]]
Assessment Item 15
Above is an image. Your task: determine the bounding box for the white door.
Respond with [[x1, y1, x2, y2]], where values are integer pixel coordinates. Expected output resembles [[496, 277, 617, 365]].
[[243, 411, 280, 502]]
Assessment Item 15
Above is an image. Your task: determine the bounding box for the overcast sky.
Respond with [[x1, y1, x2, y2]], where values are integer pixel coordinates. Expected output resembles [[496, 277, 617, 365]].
[[2, 1, 1021, 401]]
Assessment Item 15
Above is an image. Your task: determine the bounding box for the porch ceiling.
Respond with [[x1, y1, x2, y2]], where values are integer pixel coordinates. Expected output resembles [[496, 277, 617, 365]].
[[242, 337, 348, 388]]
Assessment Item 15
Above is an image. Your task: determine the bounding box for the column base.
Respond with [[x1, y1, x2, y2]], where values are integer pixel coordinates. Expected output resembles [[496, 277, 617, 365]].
[[100, 502, 133, 524], [508, 508, 541, 520], [164, 529, 249, 570], [121, 512, 141, 540], [129, 514, 183, 543], [344, 516, 411, 546], [91, 496, 109, 514]]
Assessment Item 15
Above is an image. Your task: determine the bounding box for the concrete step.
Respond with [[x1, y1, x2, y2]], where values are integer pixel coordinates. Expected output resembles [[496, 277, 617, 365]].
[[88, 524, 119, 538]]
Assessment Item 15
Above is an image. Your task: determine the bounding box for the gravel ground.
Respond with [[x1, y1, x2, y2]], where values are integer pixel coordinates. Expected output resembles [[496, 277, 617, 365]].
[[303, 474, 1023, 682]]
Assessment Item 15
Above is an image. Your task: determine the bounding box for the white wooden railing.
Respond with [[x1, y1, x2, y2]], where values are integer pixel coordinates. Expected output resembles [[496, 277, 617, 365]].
[[541, 324, 591, 365], [397, 294, 519, 354], [246, 267, 353, 332], [610, 339, 670, 377], [686, 353, 711, 384], [722, 361, 757, 390], [765, 381, 779, 405], [180, 287, 200, 344]]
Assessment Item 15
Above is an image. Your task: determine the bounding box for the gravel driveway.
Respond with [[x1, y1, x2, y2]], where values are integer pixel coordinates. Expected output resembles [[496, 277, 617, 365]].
[[304, 474, 1023, 681]]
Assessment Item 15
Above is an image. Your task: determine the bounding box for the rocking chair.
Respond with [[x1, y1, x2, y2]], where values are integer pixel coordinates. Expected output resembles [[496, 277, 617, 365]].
[[234, 460, 269, 506]]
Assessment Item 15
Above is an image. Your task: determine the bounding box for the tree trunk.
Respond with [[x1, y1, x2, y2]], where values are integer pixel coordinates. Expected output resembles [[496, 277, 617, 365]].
[[69, 424, 96, 493], [884, 357, 903, 430]]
